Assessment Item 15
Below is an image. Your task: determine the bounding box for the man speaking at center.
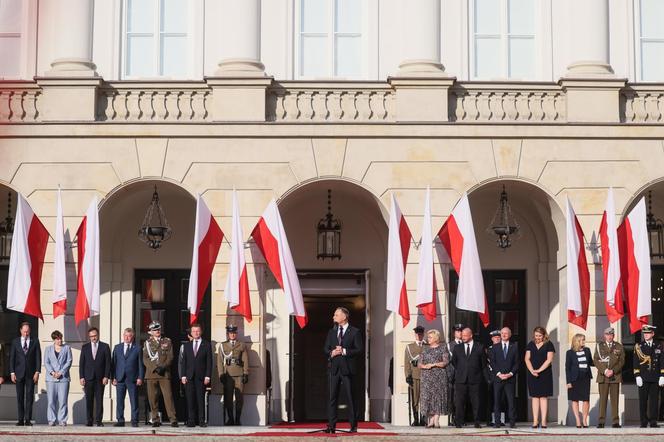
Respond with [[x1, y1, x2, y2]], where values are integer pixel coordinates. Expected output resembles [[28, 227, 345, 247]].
[[323, 307, 363, 434]]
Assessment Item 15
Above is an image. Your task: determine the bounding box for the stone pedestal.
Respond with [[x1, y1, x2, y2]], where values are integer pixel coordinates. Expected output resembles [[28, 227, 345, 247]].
[[36, 77, 102, 122], [559, 77, 626, 123], [207, 77, 273, 122], [389, 76, 456, 123]]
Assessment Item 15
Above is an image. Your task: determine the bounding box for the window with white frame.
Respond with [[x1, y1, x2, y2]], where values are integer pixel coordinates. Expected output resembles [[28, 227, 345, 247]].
[[299, 0, 363, 79], [638, 0, 664, 81], [124, 0, 189, 78], [0, 0, 21, 78], [472, 0, 535, 79]]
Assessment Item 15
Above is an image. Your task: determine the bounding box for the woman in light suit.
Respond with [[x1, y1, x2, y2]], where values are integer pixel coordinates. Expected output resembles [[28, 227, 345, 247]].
[[44, 330, 72, 426]]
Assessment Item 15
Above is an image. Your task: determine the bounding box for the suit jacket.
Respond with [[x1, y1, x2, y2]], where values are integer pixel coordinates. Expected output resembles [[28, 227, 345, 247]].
[[9, 336, 41, 380], [111, 342, 144, 383], [593, 341, 624, 383], [79, 341, 111, 382], [44, 344, 72, 383], [488, 341, 519, 384], [451, 340, 487, 384], [181, 339, 212, 381], [323, 324, 363, 376], [565, 347, 594, 384]]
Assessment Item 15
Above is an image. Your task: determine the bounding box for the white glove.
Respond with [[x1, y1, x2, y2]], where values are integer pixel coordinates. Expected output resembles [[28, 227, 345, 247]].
[[659, 377, 664, 387], [636, 376, 643, 387]]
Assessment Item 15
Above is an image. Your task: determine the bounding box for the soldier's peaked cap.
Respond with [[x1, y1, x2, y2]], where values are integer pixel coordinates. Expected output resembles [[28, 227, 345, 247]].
[[413, 325, 425, 333], [226, 324, 238, 332], [147, 321, 161, 331], [642, 324, 656, 333]]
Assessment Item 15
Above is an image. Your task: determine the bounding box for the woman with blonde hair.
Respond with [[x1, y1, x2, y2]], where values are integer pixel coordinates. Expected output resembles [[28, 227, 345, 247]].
[[418, 329, 450, 428], [565, 333, 593, 428], [524, 326, 555, 428]]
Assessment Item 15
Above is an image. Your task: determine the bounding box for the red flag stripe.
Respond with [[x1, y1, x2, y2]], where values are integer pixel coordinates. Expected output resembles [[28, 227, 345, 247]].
[[599, 212, 624, 323], [75, 217, 90, 325], [568, 215, 590, 330], [618, 218, 649, 333], [191, 216, 224, 325], [231, 265, 252, 322], [23, 217, 48, 320], [251, 219, 284, 288]]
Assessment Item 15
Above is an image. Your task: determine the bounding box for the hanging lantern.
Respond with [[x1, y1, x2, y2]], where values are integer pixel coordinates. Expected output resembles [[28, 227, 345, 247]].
[[138, 186, 172, 250], [316, 189, 342, 260], [487, 185, 520, 249], [647, 190, 664, 259], [0, 192, 14, 263]]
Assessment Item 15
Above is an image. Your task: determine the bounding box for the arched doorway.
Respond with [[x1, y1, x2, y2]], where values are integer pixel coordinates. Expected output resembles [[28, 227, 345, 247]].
[[463, 179, 564, 422], [265, 179, 389, 423], [99, 179, 198, 422]]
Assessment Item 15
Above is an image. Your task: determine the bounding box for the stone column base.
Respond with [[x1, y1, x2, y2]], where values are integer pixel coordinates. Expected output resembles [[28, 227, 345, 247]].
[[35, 76, 102, 122], [559, 77, 627, 123], [388, 75, 456, 122], [206, 76, 273, 122]]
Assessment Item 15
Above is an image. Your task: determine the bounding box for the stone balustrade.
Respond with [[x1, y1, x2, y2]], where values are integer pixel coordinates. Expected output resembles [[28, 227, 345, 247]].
[[0, 82, 40, 122], [2, 79, 664, 125], [621, 86, 664, 123], [450, 82, 566, 122]]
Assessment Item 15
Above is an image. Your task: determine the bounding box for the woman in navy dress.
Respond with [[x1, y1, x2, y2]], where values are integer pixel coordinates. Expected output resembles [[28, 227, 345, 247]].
[[565, 333, 593, 428], [525, 326, 555, 429]]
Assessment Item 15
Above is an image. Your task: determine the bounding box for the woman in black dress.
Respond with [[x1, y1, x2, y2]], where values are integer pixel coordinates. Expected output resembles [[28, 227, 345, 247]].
[[524, 326, 555, 428], [565, 333, 593, 428]]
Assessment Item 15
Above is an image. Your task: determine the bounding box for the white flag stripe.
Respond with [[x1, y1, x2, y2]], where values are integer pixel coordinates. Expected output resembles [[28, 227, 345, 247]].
[[83, 196, 100, 316], [416, 187, 434, 306], [629, 199, 652, 318], [224, 190, 246, 308], [603, 188, 621, 307], [566, 198, 583, 317], [453, 194, 485, 313], [386, 194, 406, 314], [7, 195, 35, 313], [53, 188, 67, 304]]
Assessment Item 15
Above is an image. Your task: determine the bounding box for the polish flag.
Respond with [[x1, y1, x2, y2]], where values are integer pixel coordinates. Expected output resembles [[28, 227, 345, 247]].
[[386, 194, 412, 327], [618, 197, 651, 333], [251, 199, 307, 328], [75, 196, 100, 325], [52, 188, 67, 318], [224, 190, 251, 322], [7, 193, 49, 320], [415, 187, 436, 321], [438, 193, 489, 327], [187, 195, 224, 325], [566, 198, 590, 330], [599, 188, 624, 323]]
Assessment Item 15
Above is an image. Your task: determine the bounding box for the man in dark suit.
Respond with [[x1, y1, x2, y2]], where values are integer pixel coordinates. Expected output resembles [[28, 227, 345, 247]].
[[488, 327, 519, 428], [9, 322, 41, 426], [111, 327, 144, 427], [79, 327, 111, 426], [451, 327, 486, 428], [180, 323, 212, 427], [323, 307, 363, 434]]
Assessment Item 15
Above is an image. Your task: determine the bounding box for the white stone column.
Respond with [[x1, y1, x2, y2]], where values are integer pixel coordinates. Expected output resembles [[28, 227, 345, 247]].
[[47, 0, 97, 75], [565, 0, 612, 76], [397, 0, 445, 75], [215, 0, 265, 76]]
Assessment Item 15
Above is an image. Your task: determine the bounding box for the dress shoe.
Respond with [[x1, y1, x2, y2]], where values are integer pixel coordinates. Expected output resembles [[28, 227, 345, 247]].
[[455, 424, 463, 429], [349, 427, 357, 433], [86, 422, 93, 427], [186, 422, 196, 428], [224, 420, 234, 426], [131, 422, 139, 428], [651, 422, 659, 428], [509, 423, 516, 428], [474, 423, 481, 428], [171, 422, 179, 427], [152, 422, 161, 427], [597, 424, 604, 428], [612, 423, 621, 428], [24, 422, 32, 426], [114, 422, 125, 427], [200, 423, 208, 428], [15, 421, 24, 426], [324, 427, 335, 434], [640, 423, 648, 428], [96, 422, 104, 427]]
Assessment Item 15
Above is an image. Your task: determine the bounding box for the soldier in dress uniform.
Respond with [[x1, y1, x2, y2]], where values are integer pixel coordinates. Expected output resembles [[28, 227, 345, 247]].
[[485, 330, 502, 426], [218, 324, 249, 426], [142, 321, 178, 427], [448, 323, 464, 426], [404, 325, 427, 426], [592, 326, 624, 428], [633, 324, 664, 428]]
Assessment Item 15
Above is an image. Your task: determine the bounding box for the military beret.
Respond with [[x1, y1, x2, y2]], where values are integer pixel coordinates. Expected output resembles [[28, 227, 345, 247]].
[[226, 324, 238, 333], [642, 324, 656, 333], [147, 321, 161, 331], [413, 325, 425, 333], [489, 330, 501, 337]]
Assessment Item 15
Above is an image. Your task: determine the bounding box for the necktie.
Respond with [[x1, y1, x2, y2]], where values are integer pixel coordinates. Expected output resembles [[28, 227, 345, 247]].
[[194, 340, 199, 356], [124, 344, 128, 356], [338, 326, 343, 345], [92, 343, 97, 360], [22, 340, 28, 355], [465, 343, 470, 357], [503, 343, 508, 358]]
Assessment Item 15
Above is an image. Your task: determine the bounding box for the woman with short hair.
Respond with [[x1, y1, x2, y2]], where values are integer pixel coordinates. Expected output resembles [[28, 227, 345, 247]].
[[566, 333, 593, 428], [525, 326, 555, 429], [44, 330, 72, 426], [418, 329, 450, 428]]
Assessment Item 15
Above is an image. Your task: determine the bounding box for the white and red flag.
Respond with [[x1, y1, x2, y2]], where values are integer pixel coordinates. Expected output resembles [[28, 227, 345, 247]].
[[75, 196, 100, 325], [7, 193, 49, 320], [416, 187, 436, 321], [618, 197, 651, 333], [251, 199, 307, 328], [224, 190, 251, 322], [52, 188, 67, 318], [187, 195, 224, 325], [386, 194, 412, 327], [599, 188, 624, 324], [438, 193, 489, 328], [566, 198, 590, 330]]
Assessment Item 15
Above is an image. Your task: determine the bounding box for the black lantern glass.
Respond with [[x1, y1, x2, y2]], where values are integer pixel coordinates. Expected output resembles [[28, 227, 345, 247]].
[[316, 189, 341, 260], [0, 192, 14, 263], [138, 186, 172, 250], [487, 185, 520, 249], [647, 191, 664, 259]]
